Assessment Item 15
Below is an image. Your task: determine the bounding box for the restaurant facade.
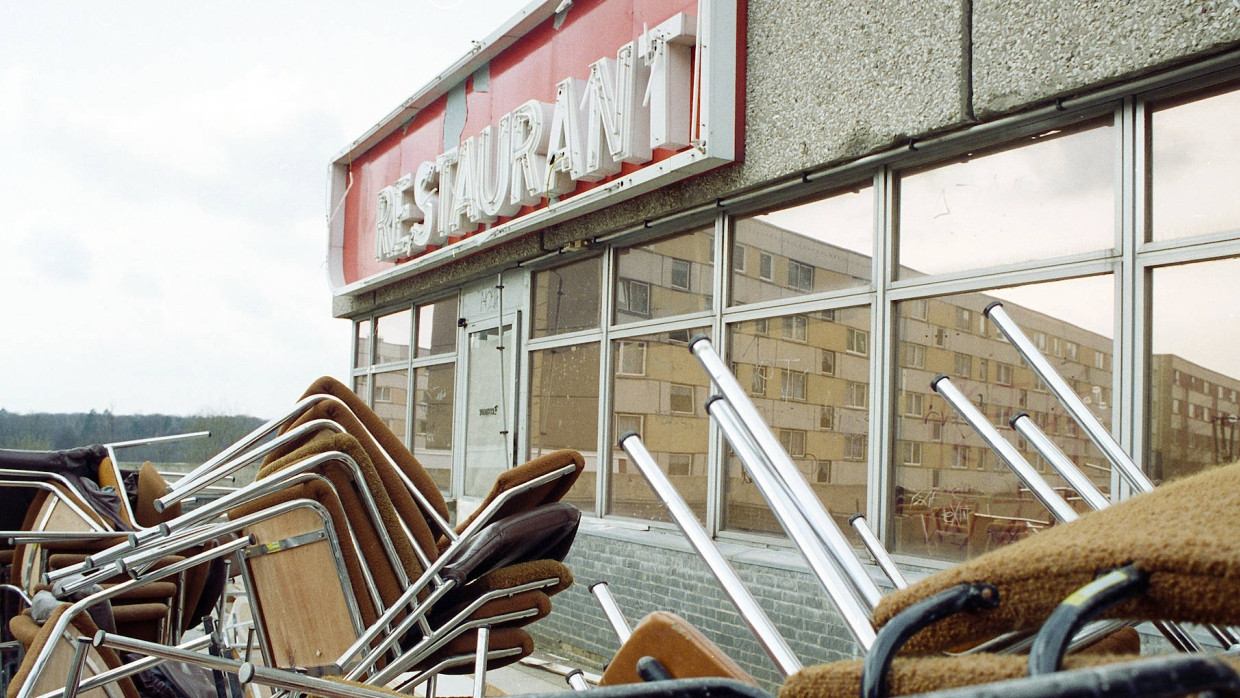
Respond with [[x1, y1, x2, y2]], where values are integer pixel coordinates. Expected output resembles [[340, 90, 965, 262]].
[[327, 0, 1240, 685]]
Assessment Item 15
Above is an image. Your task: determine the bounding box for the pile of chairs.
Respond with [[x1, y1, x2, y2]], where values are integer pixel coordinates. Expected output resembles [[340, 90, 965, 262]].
[[1, 377, 584, 698], [5, 303, 1240, 698]]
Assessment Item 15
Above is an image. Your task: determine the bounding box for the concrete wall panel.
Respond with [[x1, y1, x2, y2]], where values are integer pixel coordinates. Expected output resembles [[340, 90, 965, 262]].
[[742, 0, 970, 183], [973, 0, 1240, 116]]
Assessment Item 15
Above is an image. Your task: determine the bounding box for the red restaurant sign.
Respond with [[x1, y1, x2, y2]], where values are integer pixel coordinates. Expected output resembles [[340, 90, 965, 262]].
[[328, 0, 741, 296]]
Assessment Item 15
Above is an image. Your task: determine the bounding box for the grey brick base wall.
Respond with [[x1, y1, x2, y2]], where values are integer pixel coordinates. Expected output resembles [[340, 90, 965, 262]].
[[530, 523, 881, 692]]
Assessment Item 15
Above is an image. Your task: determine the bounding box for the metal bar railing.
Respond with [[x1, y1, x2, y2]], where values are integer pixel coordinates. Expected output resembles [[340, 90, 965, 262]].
[[689, 335, 883, 611], [619, 433, 803, 676]]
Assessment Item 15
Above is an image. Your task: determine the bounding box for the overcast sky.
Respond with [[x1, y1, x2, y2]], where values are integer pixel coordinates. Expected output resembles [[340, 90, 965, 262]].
[[1, 0, 526, 419]]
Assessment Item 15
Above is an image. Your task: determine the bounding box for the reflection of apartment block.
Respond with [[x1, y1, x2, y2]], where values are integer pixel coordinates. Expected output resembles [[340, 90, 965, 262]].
[[613, 332, 712, 520], [1149, 354, 1240, 482], [371, 369, 408, 438]]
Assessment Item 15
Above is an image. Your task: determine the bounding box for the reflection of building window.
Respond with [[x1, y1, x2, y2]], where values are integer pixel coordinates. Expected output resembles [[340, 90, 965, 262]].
[[374, 386, 393, 403], [617, 279, 651, 317], [668, 453, 693, 476], [846, 328, 869, 355], [751, 364, 770, 395], [997, 363, 1014, 386], [900, 342, 924, 368], [904, 392, 924, 417], [759, 252, 774, 281], [992, 407, 1011, 428], [1018, 389, 1028, 407], [846, 434, 867, 461], [951, 445, 970, 469], [780, 369, 807, 401], [667, 329, 690, 344], [782, 314, 808, 341], [956, 308, 972, 331], [954, 353, 971, 377], [733, 244, 746, 272], [1034, 331, 1048, 351], [931, 422, 943, 441], [819, 309, 836, 321], [616, 413, 644, 437], [845, 381, 867, 409], [1172, 398, 1181, 414], [1051, 336, 1063, 357], [899, 440, 922, 465], [670, 383, 696, 413], [820, 349, 836, 375], [670, 258, 691, 290], [617, 341, 647, 375], [1065, 341, 1079, 361], [907, 299, 928, 320], [788, 260, 814, 291], [976, 358, 989, 381], [754, 318, 769, 335], [779, 429, 806, 456], [934, 327, 948, 347], [814, 460, 832, 484], [820, 405, 835, 430]]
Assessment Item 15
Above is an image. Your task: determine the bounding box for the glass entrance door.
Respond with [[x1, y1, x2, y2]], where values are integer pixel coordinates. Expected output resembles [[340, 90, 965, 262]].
[[462, 321, 516, 498]]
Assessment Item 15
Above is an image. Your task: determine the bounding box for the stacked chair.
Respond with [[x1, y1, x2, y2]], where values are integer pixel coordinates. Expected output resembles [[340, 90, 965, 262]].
[[4, 377, 584, 698]]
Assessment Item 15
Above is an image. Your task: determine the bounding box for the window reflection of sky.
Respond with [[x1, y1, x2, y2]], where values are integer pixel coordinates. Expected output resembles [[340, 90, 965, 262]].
[[899, 122, 1116, 278]]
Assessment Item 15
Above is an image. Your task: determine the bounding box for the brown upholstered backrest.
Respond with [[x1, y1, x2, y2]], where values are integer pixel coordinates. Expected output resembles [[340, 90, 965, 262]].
[[780, 653, 1144, 698], [874, 460, 1240, 654], [297, 377, 449, 522], [134, 462, 182, 528], [263, 398, 440, 562]]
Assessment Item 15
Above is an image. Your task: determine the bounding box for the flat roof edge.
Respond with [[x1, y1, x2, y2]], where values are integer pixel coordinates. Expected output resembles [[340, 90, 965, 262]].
[[332, 0, 561, 165]]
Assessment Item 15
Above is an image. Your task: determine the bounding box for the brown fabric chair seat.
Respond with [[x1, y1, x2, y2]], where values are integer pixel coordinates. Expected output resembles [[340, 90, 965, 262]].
[[873, 460, 1240, 654], [781, 652, 1164, 698]]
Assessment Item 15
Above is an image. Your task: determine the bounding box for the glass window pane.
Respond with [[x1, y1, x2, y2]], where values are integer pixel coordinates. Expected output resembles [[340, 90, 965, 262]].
[[416, 296, 458, 357], [1149, 258, 1240, 481], [614, 228, 714, 324], [355, 320, 372, 367], [724, 309, 870, 538], [732, 186, 873, 305], [463, 324, 513, 498], [374, 310, 412, 365], [610, 327, 711, 521], [1150, 85, 1240, 242], [413, 364, 455, 493], [530, 343, 600, 514], [372, 370, 409, 445], [891, 276, 1114, 562], [352, 374, 369, 404], [532, 256, 601, 338], [897, 121, 1114, 279]]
